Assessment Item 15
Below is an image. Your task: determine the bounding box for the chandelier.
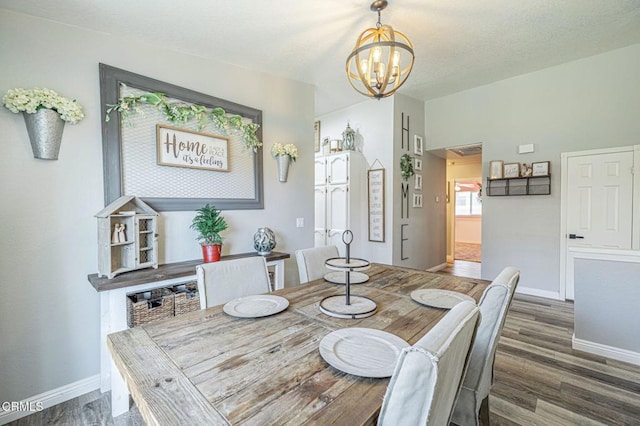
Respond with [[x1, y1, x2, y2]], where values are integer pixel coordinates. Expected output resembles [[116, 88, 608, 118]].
[[346, 0, 415, 99]]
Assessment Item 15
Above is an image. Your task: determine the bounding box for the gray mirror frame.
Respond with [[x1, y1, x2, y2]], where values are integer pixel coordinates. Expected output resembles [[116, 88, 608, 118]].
[[99, 63, 264, 211]]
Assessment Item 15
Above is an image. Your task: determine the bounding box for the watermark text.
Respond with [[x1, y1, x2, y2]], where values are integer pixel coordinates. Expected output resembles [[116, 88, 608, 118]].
[[1, 401, 44, 412]]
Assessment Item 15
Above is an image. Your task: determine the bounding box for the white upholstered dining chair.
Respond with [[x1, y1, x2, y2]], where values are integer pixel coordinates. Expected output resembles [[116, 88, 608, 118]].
[[196, 256, 272, 309], [378, 301, 480, 426], [451, 267, 520, 426], [295, 245, 339, 284]]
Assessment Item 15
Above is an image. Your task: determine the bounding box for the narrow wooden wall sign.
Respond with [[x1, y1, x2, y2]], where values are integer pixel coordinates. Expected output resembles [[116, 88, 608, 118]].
[[368, 168, 385, 242]]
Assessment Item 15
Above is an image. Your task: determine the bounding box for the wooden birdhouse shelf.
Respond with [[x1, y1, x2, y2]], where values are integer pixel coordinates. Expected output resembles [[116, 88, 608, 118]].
[[95, 196, 159, 279]]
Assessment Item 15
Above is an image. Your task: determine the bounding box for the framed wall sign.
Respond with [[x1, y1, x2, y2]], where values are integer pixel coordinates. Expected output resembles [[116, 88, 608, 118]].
[[99, 64, 263, 211], [504, 163, 521, 178], [532, 161, 550, 176], [314, 121, 321, 153], [414, 135, 423, 156], [156, 125, 229, 172], [368, 168, 385, 242], [490, 160, 503, 179], [414, 158, 422, 171], [412, 193, 423, 208], [414, 173, 422, 190]]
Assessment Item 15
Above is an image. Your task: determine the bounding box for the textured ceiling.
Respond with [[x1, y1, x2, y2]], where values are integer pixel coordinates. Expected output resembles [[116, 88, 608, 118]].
[[2, 0, 640, 115]]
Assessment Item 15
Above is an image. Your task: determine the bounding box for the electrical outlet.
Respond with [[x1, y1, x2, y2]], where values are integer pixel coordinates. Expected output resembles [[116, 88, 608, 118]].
[[296, 218, 304, 228]]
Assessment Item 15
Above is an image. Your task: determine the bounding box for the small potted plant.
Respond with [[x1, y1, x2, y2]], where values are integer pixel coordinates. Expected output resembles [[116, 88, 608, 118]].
[[190, 204, 228, 262]]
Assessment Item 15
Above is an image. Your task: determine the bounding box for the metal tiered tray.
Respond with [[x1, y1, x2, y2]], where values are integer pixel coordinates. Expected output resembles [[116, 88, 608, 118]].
[[319, 231, 377, 319]]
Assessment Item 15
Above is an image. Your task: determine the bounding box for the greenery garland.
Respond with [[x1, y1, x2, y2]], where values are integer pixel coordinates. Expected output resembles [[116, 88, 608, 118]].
[[105, 87, 261, 152], [400, 153, 415, 181]]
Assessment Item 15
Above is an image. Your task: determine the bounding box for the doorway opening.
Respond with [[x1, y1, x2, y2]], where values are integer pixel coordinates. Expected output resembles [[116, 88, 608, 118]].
[[444, 146, 483, 278], [453, 178, 482, 262]]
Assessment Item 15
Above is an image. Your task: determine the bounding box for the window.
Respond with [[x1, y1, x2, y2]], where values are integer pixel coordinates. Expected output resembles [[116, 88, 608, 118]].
[[455, 191, 482, 216]]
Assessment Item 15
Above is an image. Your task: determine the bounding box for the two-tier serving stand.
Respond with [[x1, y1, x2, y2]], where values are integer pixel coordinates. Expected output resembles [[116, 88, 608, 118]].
[[319, 230, 377, 319]]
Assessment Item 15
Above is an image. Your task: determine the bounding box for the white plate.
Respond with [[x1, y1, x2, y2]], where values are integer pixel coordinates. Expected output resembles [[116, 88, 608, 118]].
[[410, 289, 475, 309], [223, 295, 289, 318], [323, 271, 369, 284], [319, 328, 409, 378]]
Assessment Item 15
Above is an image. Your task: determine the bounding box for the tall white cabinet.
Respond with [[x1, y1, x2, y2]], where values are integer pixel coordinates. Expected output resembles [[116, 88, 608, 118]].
[[314, 152, 366, 254]]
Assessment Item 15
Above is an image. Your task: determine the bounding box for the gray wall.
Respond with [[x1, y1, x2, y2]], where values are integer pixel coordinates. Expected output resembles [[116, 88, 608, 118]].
[[574, 258, 640, 352], [0, 9, 315, 402], [425, 44, 640, 295], [393, 95, 447, 269]]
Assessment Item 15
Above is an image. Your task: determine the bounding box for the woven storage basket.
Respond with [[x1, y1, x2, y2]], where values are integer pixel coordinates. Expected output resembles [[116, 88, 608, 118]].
[[172, 281, 200, 316], [127, 288, 174, 327]]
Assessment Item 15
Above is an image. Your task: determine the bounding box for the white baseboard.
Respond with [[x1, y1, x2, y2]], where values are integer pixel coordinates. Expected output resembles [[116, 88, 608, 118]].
[[0, 374, 100, 425], [572, 335, 640, 366], [427, 262, 448, 272], [515, 286, 562, 301]]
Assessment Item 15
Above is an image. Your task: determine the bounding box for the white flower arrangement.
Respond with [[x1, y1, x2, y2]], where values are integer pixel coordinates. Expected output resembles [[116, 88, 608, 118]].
[[271, 143, 298, 162], [3, 88, 85, 124]]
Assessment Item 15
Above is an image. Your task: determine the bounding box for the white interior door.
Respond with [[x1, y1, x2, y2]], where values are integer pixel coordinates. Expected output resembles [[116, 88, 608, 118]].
[[565, 150, 634, 298]]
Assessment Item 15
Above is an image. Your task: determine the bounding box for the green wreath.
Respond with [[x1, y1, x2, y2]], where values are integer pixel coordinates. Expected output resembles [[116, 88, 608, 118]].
[[400, 153, 415, 181]]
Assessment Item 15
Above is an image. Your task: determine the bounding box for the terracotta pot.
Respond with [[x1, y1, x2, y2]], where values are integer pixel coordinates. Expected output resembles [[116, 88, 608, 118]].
[[202, 244, 222, 263]]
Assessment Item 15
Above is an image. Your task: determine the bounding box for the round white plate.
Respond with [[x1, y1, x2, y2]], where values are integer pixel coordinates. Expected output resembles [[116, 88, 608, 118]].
[[319, 328, 409, 378], [223, 295, 289, 318], [324, 271, 369, 284], [410, 289, 475, 309]]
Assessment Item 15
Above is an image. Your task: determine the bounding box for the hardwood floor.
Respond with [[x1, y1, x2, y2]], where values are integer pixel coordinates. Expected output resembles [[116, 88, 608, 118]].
[[490, 293, 640, 425], [8, 265, 640, 425], [5, 389, 143, 425], [441, 259, 482, 279]]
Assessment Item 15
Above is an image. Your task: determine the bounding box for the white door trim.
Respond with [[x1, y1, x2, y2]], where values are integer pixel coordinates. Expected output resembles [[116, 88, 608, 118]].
[[633, 145, 640, 249], [559, 145, 639, 300]]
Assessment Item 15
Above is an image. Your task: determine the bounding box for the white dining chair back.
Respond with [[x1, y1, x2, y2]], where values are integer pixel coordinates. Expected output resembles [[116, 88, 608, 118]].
[[196, 256, 271, 309], [378, 301, 480, 426], [295, 245, 339, 284], [492, 266, 520, 301], [451, 267, 520, 426]]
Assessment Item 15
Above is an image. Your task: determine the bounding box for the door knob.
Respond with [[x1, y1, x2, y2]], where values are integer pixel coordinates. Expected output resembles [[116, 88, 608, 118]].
[[568, 234, 585, 239]]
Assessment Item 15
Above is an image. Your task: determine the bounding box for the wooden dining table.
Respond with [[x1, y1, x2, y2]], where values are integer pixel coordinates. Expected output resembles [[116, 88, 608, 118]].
[[107, 263, 488, 425]]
